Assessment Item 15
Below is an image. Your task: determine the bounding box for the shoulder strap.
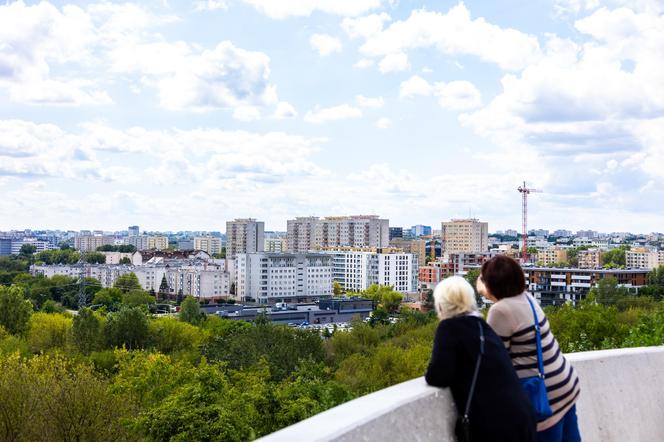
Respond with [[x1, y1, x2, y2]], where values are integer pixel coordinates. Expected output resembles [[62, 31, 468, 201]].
[[526, 296, 545, 378], [463, 319, 485, 422]]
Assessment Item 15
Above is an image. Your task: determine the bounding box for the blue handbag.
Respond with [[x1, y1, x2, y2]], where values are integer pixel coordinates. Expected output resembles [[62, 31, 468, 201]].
[[520, 296, 553, 421]]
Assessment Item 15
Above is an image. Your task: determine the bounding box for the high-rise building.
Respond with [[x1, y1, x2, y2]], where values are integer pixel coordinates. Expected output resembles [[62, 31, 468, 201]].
[[626, 249, 662, 269], [124, 235, 169, 251], [0, 238, 12, 256], [194, 236, 223, 255], [286, 215, 389, 252], [578, 249, 602, 269], [325, 248, 418, 294], [235, 253, 333, 304], [226, 219, 265, 257], [74, 235, 115, 252], [389, 227, 404, 240], [537, 247, 568, 266], [410, 225, 432, 238], [264, 237, 287, 253], [389, 238, 427, 266], [128, 226, 140, 237], [441, 219, 489, 255]]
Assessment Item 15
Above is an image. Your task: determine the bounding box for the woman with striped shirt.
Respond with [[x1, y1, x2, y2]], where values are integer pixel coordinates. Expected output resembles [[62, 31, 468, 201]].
[[478, 255, 581, 442]]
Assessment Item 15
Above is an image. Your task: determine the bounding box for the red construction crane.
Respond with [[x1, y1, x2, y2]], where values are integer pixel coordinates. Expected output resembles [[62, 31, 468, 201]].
[[517, 181, 542, 263]]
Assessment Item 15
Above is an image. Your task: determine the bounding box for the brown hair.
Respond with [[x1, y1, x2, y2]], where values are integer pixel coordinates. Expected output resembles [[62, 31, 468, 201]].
[[480, 255, 526, 299]]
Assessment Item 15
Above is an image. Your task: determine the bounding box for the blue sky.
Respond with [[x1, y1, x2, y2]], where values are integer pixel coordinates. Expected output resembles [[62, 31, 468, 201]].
[[1, 0, 663, 233]]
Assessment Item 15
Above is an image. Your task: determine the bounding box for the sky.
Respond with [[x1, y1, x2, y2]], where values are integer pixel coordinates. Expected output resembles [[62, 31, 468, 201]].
[[0, 0, 663, 233]]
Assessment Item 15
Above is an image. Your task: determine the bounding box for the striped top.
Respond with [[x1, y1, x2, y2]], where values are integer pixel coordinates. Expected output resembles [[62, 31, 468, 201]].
[[487, 293, 580, 431]]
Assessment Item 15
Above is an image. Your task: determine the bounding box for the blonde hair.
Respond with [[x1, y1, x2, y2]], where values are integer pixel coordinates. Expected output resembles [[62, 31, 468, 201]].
[[433, 276, 478, 320]]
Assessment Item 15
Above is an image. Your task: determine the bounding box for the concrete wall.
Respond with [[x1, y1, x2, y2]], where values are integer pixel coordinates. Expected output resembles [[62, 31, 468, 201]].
[[257, 346, 664, 442]]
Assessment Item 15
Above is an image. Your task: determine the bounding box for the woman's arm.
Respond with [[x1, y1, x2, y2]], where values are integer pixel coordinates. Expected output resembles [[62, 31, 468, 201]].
[[425, 321, 457, 387]]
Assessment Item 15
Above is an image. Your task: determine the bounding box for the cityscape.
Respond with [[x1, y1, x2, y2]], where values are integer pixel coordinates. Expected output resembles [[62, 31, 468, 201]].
[[1, 0, 664, 441]]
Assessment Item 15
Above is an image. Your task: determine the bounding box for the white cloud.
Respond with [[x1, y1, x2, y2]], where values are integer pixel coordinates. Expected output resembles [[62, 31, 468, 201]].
[[353, 58, 375, 69], [399, 75, 434, 98], [233, 106, 261, 121], [239, 0, 384, 19], [342, 13, 391, 39], [356, 95, 384, 108], [195, 0, 229, 11], [378, 52, 410, 73], [375, 117, 391, 129], [273, 101, 298, 119], [309, 34, 342, 56], [356, 3, 542, 71], [304, 104, 363, 124]]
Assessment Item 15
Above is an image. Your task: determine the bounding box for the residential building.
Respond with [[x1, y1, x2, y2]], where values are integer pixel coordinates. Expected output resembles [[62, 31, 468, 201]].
[[418, 265, 444, 287], [441, 219, 489, 255], [9, 238, 55, 254], [578, 249, 603, 269], [235, 253, 333, 304], [504, 229, 519, 238], [325, 248, 418, 294], [537, 247, 568, 266], [286, 215, 389, 252], [194, 236, 223, 255], [447, 252, 493, 274], [128, 225, 139, 237], [389, 238, 427, 266], [264, 237, 287, 253], [226, 219, 265, 257], [124, 235, 169, 251], [74, 235, 115, 252], [626, 248, 662, 269], [0, 238, 11, 256], [100, 252, 133, 264]]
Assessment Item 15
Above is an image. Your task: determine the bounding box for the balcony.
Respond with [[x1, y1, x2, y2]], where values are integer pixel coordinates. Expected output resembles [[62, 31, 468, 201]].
[[257, 347, 664, 442]]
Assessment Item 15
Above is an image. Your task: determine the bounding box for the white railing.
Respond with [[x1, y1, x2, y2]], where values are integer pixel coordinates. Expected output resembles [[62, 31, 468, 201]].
[[258, 346, 664, 442]]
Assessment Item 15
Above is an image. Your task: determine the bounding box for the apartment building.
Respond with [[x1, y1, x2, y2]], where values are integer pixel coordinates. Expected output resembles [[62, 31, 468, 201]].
[[287, 215, 389, 252], [9, 238, 55, 254], [389, 238, 427, 266], [124, 235, 169, 251], [325, 248, 418, 294], [441, 219, 489, 255], [264, 237, 287, 253], [537, 247, 568, 266], [235, 253, 333, 304], [74, 235, 115, 252], [226, 219, 265, 257], [194, 236, 222, 255], [578, 249, 603, 269], [626, 248, 663, 269]]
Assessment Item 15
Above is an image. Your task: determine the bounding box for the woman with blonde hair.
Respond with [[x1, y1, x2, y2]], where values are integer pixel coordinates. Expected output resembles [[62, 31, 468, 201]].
[[425, 276, 536, 442]]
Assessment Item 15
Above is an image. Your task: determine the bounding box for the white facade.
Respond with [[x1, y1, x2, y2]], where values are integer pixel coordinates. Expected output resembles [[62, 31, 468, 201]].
[[626, 249, 662, 269], [441, 219, 489, 255], [226, 219, 265, 257], [327, 250, 418, 294], [235, 253, 333, 303], [287, 215, 390, 252], [194, 236, 222, 255], [264, 237, 287, 253], [10, 238, 55, 254]]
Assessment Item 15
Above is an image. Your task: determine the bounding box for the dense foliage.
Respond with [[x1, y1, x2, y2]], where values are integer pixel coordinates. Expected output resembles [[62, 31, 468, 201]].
[[1, 256, 664, 441]]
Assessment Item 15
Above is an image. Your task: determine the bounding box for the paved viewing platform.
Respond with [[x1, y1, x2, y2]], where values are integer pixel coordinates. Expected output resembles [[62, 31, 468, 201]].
[[259, 346, 664, 442]]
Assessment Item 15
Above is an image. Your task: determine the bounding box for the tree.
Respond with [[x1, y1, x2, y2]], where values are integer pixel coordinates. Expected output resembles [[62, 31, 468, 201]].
[[333, 281, 344, 296], [92, 287, 123, 308], [104, 307, 149, 349], [119, 257, 131, 265], [27, 312, 73, 353], [19, 244, 37, 257], [602, 247, 627, 268], [464, 268, 483, 308], [362, 284, 403, 313], [180, 296, 203, 326], [113, 272, 142, 293], [0, 285, 33, 335], [158, 274, 170, 300], [591, 276, 628, 306], [83, 252, 106, 264], [121, 290, 155, 307], [73, 308, 103, 354]]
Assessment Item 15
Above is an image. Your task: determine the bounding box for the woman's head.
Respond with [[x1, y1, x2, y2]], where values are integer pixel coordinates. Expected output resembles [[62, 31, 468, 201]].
[[479, 255, 526, 300], [433, 276, 477, 320]]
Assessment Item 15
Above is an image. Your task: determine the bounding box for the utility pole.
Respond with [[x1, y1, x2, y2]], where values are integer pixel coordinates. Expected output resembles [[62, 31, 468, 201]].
[[78, 263, 87, 309], [517, 182, 543, 263]]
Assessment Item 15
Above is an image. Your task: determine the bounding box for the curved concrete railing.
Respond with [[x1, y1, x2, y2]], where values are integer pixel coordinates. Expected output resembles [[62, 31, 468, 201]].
[[258, 346, 664, 442]]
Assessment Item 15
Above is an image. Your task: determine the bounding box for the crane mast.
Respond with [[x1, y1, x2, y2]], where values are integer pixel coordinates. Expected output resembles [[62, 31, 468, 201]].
[[517, 182, 542, 263]]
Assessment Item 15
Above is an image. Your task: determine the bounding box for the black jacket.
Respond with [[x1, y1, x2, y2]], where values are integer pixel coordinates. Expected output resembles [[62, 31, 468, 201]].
[[426, 315, 536, 442]]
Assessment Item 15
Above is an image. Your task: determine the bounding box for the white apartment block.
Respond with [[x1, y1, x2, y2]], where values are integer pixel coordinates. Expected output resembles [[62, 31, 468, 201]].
[[441, 219, 489, 255], [626, 249, 663, 270], [287, 215, 389, 252], [578, 249, 602, 269], [124, 235, 169, 251], [327, 249, 418, 294], [264, 237, 287, 253], [194, 236, 222, 255], [74, 235, 115, 252], [100, 252, 133, 264], [537, 247, 568, 266], [226, 219, 265, 257], [10, 238, 55, 254], [235, 253, 333, 304]]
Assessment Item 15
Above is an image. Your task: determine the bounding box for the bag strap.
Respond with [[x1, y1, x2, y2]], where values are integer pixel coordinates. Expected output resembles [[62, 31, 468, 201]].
[[526, 296, 545, 379], [463, 319, 485, 423]]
